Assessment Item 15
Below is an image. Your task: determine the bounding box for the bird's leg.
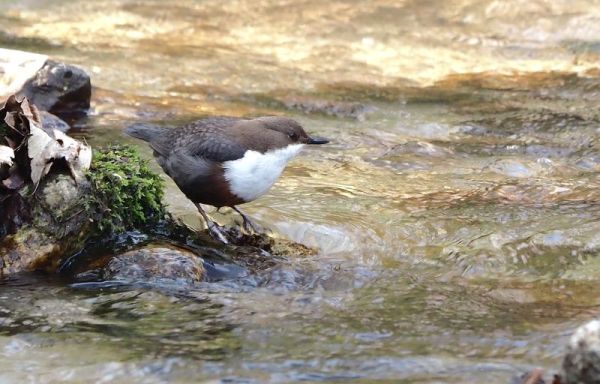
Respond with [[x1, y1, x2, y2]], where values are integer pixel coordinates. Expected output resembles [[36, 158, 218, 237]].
[[232, 206, 261, 234], [196, 204, 229, 244]]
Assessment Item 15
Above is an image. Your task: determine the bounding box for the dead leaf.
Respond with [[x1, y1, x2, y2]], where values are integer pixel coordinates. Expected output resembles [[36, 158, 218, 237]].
[[28, 126, 92, 189], [0, 145, 14, 167], [1, 94, 41, 148], [28, 125, 53, 187], [1, 94, 91, 191]]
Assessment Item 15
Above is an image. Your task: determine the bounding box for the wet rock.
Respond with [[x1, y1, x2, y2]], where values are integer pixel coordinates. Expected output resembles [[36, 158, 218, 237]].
[[563, 320, 600, 384], [211, 226, 315, 273], [0, 174, 92, 273], [0, 145, 165, 275], [18, 60, 91, 117], [40, 111, 70, 133], [1, 49, 91, 117], [102, 246, 205, 283]]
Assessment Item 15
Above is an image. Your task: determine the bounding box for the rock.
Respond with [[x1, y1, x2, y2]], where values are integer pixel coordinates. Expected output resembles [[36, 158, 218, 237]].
[[0, 49, 48, 97], [563, 320, 600, 383], [102, 246, 205, 283], [1, 49, 91, 117], [18, 60, 91, 116], [40, 111, 70, 133], [0, 145, 165, 275], [0, 174, 92, 273]]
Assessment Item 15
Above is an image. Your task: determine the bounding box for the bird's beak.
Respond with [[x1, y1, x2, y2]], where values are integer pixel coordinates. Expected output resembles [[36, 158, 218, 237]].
[[306, 136, 329, 145]]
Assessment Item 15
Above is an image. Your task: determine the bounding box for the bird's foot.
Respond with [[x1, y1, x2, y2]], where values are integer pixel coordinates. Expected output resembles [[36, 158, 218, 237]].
[[197, 203, 231, 244], [232, 206, 264, 235], [206, 221, 230, 244], [241, 217, 261, 234]]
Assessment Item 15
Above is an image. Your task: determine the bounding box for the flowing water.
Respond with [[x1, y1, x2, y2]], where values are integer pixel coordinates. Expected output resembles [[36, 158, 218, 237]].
[[3, 0, 600, 382]]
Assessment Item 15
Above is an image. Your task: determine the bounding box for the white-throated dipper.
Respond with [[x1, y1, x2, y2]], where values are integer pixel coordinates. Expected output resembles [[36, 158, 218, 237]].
[[125, 116, 328, 243]]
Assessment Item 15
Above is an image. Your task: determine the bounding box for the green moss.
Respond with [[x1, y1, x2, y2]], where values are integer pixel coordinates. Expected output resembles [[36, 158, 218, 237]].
[[87, 145, 165, 236]]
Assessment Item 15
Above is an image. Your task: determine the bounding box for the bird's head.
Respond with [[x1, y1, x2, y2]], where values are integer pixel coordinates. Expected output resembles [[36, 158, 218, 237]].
[[257, 116, 329, 145]]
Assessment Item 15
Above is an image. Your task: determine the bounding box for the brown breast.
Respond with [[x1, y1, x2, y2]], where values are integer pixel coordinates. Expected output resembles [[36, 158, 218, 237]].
[[175, 163, 245, 208]]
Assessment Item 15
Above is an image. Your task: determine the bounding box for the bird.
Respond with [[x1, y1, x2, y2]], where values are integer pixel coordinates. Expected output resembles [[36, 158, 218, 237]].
[[125, 116, 329, 243]]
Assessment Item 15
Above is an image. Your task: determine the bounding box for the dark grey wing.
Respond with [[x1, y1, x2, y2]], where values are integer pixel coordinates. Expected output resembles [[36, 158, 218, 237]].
[[151, 117, 248, 162], [159, 146, 212, 183], [183, 133, 247, 162]]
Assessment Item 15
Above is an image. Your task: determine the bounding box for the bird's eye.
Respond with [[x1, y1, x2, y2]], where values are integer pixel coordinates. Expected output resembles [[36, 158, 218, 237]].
[[288, 132, 298, 140]]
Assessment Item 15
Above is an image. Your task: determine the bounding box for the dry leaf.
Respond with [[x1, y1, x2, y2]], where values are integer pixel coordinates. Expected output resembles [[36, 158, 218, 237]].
[[49, 129, 92, 182], [2, 94, 92, 190], [1, 95, 41, 147], [28, 126, 92, 189], [0, 145, 14, 167], [28, 125, 53, 186]]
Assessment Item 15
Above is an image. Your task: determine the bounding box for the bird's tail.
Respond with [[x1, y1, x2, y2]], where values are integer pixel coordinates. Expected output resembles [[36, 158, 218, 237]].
[[124, 123, 168, 142]]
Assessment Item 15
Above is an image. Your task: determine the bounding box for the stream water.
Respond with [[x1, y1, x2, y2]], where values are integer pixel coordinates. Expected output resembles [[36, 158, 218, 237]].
[[2, 0, 600, 382]]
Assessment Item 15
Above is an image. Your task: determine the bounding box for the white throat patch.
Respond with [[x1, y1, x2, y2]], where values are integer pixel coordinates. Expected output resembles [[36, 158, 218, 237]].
[[223, 144, 304, 202]]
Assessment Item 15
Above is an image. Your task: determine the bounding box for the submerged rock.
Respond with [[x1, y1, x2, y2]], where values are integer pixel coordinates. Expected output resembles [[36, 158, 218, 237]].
[[102, 246, 205, 284]]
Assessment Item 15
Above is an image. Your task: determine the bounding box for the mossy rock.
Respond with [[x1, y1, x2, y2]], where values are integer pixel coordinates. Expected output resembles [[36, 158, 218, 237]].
[[86, 145, 165, 236], [0, 145, 166, 274]]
